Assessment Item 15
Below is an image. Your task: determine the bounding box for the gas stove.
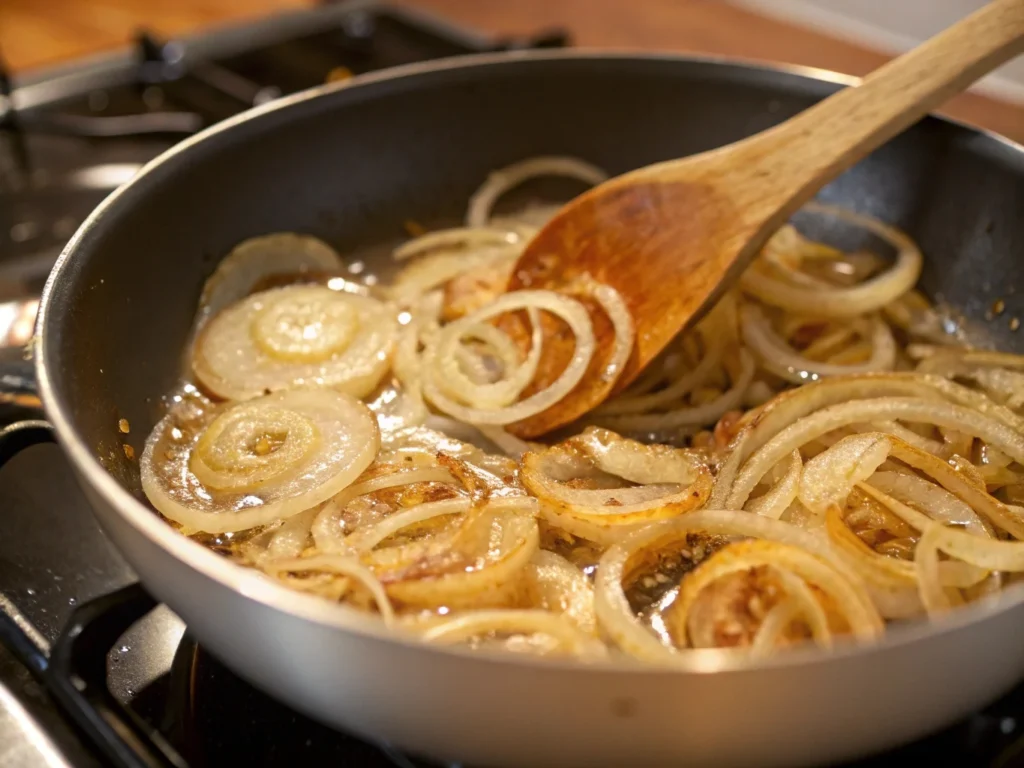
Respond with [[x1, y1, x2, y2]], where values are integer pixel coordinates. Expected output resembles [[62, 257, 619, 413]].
[[1, 3, 1024, 767]]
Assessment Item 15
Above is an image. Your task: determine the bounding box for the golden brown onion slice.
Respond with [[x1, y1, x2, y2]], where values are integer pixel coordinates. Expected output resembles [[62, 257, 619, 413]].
[[141, 388, 379, 533], [521, 427, 713, 544], [193, 284, 397, 400]]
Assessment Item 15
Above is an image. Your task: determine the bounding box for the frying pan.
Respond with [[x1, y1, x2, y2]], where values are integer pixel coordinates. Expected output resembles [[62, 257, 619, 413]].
[[12, 51, 1024, 767]]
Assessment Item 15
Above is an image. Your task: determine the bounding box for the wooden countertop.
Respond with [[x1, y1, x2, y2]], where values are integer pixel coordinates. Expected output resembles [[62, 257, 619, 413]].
[[1, 0, 1022, 143]]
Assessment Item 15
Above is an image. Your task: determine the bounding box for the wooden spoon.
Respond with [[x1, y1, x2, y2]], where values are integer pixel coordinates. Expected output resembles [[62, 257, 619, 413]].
[[505, 0, 1024, 438]]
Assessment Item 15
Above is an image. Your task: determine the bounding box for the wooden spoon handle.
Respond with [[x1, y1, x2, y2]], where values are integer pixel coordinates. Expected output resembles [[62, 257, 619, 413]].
[[738, 0, 1024, 220]]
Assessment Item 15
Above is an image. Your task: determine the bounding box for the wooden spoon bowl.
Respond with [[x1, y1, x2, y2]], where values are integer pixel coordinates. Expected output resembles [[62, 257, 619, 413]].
[[506, 0, 1024, 438]]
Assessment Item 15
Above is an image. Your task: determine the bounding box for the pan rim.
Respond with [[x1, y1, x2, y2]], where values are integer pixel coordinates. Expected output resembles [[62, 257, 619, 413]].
[[35, 48, 1024, 677]]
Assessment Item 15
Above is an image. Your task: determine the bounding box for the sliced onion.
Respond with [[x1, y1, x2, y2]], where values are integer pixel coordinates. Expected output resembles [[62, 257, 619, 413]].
[[741, 205, 922, 317], [194, 285, 398, 400], [434, 308, 542, 409], [593, 510, 879, 663], [394, 227, 524, 261], [825, 505, 984, 591], [141, 388, 379, 533], [466, 156, 607, 228], [598, 350, 755, 432], [866, 472, 990, 538], [416, 609, 606, 659], [798, 434, 891, 515], [673, 540, 882, 643], [423, 290, 595, 425], [523, 551, 597, 635], [377, 507, 539, 609], [923, 523, 1024, 571], [729, 397, 1024, 509], [597, 327, 722, 416], [741, 303, 895, 383], [262, 553, 395, 624], [750, 598, 802, 656], [914, 525, 951, 616], [390, 248, 518, 303], [196, 233, 344, 326], [522, 428, 713, 538], [746, 451, 802, 519]]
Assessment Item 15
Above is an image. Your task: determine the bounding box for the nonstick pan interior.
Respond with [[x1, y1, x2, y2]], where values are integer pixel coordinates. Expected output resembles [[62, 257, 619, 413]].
[[41, 53, 1024, 495]]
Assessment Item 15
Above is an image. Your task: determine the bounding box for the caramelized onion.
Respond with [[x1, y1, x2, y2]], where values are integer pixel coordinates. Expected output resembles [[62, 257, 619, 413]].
[[262, 553, 395, 624], [593, 510, 879, 662]]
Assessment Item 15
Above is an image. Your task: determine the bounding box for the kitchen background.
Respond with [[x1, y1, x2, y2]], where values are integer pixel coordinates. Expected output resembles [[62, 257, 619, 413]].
[[2, 0, 1023, 142]]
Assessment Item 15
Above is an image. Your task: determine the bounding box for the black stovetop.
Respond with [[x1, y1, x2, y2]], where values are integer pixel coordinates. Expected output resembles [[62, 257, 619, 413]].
[[2, 3, 1024, 767]]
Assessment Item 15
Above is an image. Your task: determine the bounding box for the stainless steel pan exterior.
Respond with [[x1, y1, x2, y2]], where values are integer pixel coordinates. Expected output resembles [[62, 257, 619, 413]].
[[31, 52, 1024, 767]]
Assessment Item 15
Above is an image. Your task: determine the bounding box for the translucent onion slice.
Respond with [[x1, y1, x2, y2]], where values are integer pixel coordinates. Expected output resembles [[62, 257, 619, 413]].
[[593, 510, 880, 663], [141, 388, 379, 533], [242, 506, 319, 566], [750, 598, 803, 656], [523, 550, 597, 635], [521, 428, 713, 536], [866, 472, 990, 538], [375, 505, 540, 609], [466, 156, 608, 228], [262, 553, 395, 624], [390, 248, 518, 303], [196, 233, 344, 326], [194, 285, 398, 400], [393, 227, 524, 261], [825, 506, 985, 591], [598, 350, 755, 432], [416, 609, 607, 659], [673, 540, 882, 644], [914, 525, 951, 616], [729, 397, 1024, 509], [423, 290, 595, 425], [740, 205, 922, 317], [434, 308, 543, 409], [745, 451, 802, 519], [798, 433, 891, 515], [922, 522, 1024, 572], [597, 326, 722, 416], [731, 373, 1024, 471], [863, 440, 1024, 539], [741, 303, 896, 384]]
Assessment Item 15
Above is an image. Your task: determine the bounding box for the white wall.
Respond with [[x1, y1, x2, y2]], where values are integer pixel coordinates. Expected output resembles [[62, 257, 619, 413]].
[[733, 0, 1024, 103]]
